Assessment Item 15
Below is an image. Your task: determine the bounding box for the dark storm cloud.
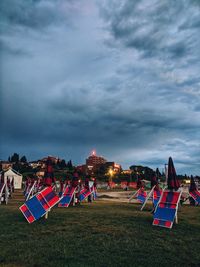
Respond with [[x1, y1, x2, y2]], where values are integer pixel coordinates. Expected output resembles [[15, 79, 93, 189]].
[[1, 0, 200, 174], [0, 0, 67, 30], [99, 0, 200, 59]]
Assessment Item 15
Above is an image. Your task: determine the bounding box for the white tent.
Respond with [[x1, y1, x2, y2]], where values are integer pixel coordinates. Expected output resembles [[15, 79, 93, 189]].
[[3, 168, 23, 189]]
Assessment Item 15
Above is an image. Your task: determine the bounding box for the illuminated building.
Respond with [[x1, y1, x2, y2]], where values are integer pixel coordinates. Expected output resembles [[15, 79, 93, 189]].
[[86, 150, 107, 170]]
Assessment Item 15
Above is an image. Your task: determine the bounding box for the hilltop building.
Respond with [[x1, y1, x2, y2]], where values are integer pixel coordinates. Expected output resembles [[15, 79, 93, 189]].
[[79, 150, 121, 174], [86, 150, 107, 170]]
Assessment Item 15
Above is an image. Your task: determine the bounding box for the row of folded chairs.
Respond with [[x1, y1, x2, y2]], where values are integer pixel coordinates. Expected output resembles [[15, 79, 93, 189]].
[[129, 186, 200, 229], [20, 184, 97, 223], [21, 180, 199, 227]]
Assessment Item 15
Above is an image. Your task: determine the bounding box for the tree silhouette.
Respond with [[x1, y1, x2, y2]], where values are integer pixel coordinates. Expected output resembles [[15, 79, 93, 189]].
[[20, 156, 27, 163], [11, 153, 19, 163]]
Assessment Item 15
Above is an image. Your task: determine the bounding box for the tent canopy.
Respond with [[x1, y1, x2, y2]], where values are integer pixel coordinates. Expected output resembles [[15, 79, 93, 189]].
[[2, 168, 23, 189]]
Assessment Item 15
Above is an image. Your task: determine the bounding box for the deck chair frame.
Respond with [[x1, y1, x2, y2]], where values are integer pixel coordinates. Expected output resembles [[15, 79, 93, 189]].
[[189, 190, 200, 206], [58, 186, 77, 207], [20, 186, 60, 223], [153, 188, 182, 229], [79, 187, 93, 202], [129, 188, 147, 206], [140, 185, 156, 211], [129, 189, 140, 202], [26, 181, 37, 201]]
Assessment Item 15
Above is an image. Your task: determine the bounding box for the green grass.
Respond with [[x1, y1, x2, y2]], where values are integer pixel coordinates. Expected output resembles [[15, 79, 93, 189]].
[[0, 201, 200, 267]]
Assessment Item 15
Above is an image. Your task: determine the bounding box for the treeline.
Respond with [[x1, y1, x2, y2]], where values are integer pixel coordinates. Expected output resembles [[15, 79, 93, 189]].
[[130, 165, 199, 181], [130, 165, 162, 181], [8, 153, 27, 163], [54, 159, 73, 170], [4, 154, 199, 181]]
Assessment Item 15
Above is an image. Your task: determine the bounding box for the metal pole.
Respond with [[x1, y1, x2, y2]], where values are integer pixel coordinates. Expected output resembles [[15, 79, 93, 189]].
[[165, 164, 168, 185]]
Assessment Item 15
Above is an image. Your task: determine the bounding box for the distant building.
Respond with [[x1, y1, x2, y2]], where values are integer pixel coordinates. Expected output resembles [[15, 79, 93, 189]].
[[121, 170, 132, 175], [86, 151, 107, 170], [29, 161, 44, 169], [85, 151, 121, 174], [41, 156, 59, 164], [104, 162, 121, 173]]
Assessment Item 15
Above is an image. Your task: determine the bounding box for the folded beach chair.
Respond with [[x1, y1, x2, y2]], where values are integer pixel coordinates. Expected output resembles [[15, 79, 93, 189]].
[[189, 190, 200, 205], [58, 186, 76, 207], [24, 182, 31, 198], [153, 190, 182, 229], [153, 157, 182, 229], [153, 189, 162, 207], [129, 187, 147, 206], [140, 185, 161, 211], [189, 176, 200, 205], [137, 189, 147, 204], [79, 187, 93, 202], [20, 186, 60, 223], [26, 181, 37, 201]]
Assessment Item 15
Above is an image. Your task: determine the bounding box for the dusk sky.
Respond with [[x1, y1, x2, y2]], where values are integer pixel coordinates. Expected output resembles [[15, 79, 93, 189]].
[[1, 0, 200, 175]]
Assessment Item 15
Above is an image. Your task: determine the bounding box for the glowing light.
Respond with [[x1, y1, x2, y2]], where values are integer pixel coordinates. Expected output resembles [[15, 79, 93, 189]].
[[109, 169, 113, 177], [91, 150, 96, 156]]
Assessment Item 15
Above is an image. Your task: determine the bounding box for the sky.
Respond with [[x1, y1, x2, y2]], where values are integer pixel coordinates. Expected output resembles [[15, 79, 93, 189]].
[[0, 0, 200, 175]]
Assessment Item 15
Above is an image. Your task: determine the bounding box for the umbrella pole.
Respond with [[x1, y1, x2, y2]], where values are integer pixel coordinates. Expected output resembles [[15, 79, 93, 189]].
[[175, 188, 183, 224], [164, 164, 168, 185]]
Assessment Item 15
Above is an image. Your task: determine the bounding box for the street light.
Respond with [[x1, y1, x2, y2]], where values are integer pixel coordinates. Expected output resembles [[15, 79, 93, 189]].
[[108, 168, 114, 184], [109, 168, 113, 177]]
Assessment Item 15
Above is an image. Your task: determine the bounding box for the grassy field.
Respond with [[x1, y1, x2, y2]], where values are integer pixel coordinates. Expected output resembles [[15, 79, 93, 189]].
[[0, 200, 200, 267]]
